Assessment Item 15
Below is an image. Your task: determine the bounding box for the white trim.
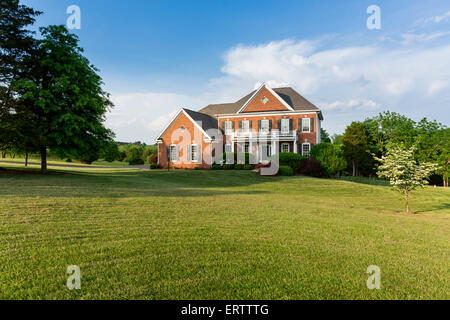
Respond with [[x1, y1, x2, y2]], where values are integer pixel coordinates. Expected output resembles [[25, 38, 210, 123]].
[[301, 142, 311, 157], [155, 108, 213, 142], [218, 110, 320, 119], [236, 83, 295, 113], [281, 143, 290, 153], [155, 109, 183, 142], [169, 144, 180, 163], [316, 118, 322, 144], [301, 118, 311, 133]]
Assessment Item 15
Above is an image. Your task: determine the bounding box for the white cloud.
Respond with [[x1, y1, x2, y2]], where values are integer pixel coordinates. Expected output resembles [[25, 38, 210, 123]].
[[415, 11, 450, 26], [320, 99, 382, 111], [106, 38, 450, 142], [106, 93, 204, 143], [400, 31, 450, 45]]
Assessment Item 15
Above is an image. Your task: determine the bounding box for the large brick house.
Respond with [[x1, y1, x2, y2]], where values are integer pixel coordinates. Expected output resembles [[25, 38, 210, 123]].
[[156, 83, 323, 169]]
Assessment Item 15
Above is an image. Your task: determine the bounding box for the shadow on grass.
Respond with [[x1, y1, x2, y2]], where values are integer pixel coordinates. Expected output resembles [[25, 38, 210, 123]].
[[340, 176, 390, 186], [0, 168, 277, 198], [415, 203, 450, 214]]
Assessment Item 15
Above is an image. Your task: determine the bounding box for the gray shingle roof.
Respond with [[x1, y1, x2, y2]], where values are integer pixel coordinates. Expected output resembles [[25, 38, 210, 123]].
[[198, 87, 320, 117], [183, 108, 218, 133]]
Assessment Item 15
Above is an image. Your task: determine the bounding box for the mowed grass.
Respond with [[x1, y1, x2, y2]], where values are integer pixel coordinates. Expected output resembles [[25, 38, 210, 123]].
[[0, 167, 448, 300]]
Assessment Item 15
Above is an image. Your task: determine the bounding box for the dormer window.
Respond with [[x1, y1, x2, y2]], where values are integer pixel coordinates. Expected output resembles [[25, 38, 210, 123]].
[[262, 97, 269, 104]]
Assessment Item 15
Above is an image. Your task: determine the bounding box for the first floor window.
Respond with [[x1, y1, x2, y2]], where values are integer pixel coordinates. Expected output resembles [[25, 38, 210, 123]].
[[190, 144, 199, 162], [281, 143, 290, 153], [302, 143, 311, 157], [225, 144, 233, 153], [281, 119, 290, 133], [170, 145, 178, 161]]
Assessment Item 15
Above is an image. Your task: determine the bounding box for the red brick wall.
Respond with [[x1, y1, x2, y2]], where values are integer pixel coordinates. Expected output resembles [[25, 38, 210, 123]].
[[241, 87, 290, 113], [158, 112, 212, 169]]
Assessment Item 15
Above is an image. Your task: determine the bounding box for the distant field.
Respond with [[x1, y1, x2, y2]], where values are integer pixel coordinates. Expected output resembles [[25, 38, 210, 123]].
[[0, 167, 448, 299]]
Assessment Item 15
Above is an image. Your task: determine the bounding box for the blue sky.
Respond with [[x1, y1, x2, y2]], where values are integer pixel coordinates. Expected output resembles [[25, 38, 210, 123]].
[[24, 0, 450, 143]]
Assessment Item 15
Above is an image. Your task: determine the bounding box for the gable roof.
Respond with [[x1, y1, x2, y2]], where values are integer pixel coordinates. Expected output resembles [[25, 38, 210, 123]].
[[156, 108, 218, 141], [183, 108, 218, 132], [237, 83, 294, 113], [198, 86, 321, 117]]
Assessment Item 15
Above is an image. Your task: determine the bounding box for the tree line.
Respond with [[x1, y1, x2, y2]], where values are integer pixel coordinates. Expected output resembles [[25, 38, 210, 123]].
[[317, 111, 449, 187]]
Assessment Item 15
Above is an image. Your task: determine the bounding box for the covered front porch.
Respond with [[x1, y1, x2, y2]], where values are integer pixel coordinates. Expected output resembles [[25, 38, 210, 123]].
[[230, 134, 298, 163]]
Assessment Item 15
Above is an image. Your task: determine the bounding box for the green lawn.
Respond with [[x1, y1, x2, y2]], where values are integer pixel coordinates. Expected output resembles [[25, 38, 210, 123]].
[[0, 167, 448, 300], [0, 156, 131, 167]]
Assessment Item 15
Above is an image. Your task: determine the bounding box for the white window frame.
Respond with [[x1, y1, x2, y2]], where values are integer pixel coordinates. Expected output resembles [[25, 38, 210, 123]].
[[241, 120, 250, 133], [190, 144, 200, 163], [260, 119, 270, 133], [302, 118, 311, 133], [224, 121, 233, 134], [302, 143, 311, 157], [281, 119, 290, 134], [281, 143, 290, 153], [169, 145, 179, 162], [225, 144, 233, 153]]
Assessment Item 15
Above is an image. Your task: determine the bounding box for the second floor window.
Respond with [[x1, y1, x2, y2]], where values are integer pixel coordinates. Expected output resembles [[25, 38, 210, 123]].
[[281, 119, 290, 133], [241, 120, 250, 133], [302, 118, 311, 132], [224, 121, 233, 134], [260, 120, 270, 133]]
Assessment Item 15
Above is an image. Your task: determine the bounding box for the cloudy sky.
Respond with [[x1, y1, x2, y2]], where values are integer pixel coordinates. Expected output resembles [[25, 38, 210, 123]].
[[25, 0, 450, 143]]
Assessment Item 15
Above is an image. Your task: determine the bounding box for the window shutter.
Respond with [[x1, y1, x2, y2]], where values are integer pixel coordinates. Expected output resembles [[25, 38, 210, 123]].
[[311, 118, 315, 132], [187, 145, 192, 162], [298, 119, 302, 133], [310, 143, 315, 150], [258, 120, 261, 132], [167, 146, 171, 161], [278, 120, 281, 131], [232, 121, 235, 129], [221, 122, 225, 131], [197, 144, 201, 163], [289, 119, 293, 131], [269, 120, 272, 131], [249, 120, 253, 130], [176, 145, 180, 161], [239, 121, 242, 131]]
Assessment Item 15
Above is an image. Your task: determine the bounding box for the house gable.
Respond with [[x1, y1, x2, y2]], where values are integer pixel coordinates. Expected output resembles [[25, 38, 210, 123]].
[[156, 109, 215, 143], [238, 84, 294, 114]]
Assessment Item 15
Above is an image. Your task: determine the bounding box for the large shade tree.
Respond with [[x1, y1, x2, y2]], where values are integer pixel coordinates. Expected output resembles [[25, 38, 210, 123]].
[[0, 0, 41, 152], [14, 25, 114, 173]]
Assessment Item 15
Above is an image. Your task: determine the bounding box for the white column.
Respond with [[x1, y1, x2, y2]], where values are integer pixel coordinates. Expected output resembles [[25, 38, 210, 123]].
[[294, 141, 297, 154]]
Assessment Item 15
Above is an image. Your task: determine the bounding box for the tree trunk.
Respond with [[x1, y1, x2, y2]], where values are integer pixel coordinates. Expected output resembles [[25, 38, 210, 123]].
[[1, 151, 5, 158], [352, 160, 356, 177], [40, 145, 47, 174], [25, 152, 28, 167], [405, 189, 411, 214]]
